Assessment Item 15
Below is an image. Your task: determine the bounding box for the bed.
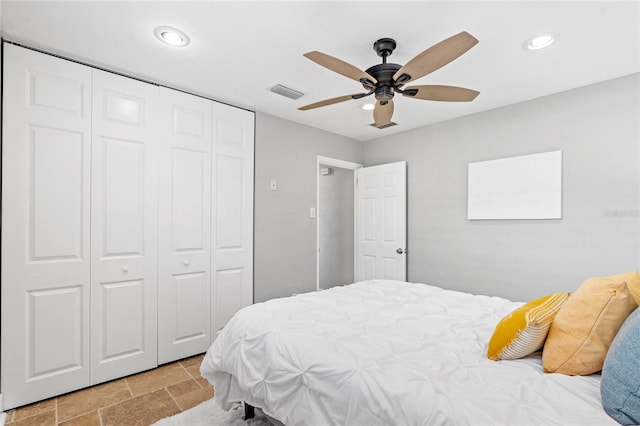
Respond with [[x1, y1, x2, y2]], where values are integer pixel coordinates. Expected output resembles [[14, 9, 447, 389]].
[[200, 279, 617, 425]]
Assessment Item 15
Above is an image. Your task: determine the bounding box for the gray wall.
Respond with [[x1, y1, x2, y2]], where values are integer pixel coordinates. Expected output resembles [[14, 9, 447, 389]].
[[254, 113, 362, 302], [318, 165, 355, 289], [363, 73, 640, 302]]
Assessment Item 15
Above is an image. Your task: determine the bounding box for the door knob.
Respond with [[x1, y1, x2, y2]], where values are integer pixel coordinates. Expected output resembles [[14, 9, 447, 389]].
[[183, 260, 190, 266], [122, 265, 129, 273], [396, 248, 406, 254]]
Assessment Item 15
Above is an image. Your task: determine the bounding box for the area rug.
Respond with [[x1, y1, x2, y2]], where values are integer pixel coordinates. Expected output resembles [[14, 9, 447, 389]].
[[154, 399, 272, 426]]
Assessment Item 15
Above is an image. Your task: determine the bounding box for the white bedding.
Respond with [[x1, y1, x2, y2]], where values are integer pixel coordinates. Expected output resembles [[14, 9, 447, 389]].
[[201, 280, 616, 425]]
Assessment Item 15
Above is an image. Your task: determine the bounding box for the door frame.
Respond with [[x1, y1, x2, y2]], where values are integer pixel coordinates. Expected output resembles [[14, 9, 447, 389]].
[[316, 156, 362, 291]]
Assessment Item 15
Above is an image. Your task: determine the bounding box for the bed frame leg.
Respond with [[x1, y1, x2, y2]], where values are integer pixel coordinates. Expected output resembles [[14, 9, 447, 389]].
[[244, 402, 255, 420]]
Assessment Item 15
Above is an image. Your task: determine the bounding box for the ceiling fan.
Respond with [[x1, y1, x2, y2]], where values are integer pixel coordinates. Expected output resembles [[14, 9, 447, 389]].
[[298, 32, 480, 127]]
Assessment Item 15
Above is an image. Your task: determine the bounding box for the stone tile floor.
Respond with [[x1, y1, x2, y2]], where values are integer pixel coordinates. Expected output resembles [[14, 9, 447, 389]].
[[4, 353, 213, 426]]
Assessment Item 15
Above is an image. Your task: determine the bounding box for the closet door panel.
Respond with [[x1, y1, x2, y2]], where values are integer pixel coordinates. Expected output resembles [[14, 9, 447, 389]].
[[91, 70, 159, 384], [211, 104, 254, 336], [31, 126, 85, 258], [158, 87, 212, 363], [216, 155, 244, 248], [172, 149, 207, 250], [215, 268, 245, 328], [99, 279, 145, 358], [28, 287, 84, 374], [1, 44, 92, 409]]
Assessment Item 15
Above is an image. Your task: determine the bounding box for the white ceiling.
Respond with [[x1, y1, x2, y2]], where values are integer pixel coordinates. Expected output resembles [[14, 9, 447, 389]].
[[1, 1, 638, 141]]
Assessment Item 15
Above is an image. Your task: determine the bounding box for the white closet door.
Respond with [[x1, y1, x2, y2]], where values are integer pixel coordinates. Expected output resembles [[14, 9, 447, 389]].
[[90, 70, 159, 383], [211, 104, 254, 336], [158, 88, 212, 363], [1, 44, 92, 409]]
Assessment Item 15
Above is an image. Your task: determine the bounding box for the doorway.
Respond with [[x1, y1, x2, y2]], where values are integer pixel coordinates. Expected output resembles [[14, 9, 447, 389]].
[[316, 156, 362, 291]]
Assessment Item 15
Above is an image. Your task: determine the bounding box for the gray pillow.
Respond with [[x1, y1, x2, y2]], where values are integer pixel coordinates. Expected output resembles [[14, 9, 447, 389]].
[[601, 307, 640, 425]]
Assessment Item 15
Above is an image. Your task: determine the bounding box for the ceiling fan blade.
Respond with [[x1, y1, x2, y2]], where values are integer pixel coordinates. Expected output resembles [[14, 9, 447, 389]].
[[304, 51, 377, 84], [393, 32, 478, 84], [403, 85, 479, 102], [298, 93, 365, 111], [373, 99, 394, 126]]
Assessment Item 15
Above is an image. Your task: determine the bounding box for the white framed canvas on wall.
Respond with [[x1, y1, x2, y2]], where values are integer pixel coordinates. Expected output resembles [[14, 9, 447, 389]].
[[467, 150, 562, 220]]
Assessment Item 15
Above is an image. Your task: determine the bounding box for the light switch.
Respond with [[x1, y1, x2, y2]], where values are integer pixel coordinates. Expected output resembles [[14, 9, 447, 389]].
[[310, 207, 316, 218], [270, 179, 277, 191]]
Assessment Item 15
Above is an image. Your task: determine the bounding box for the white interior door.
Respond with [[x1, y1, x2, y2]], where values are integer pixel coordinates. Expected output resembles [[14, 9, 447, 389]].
[[211, 104, 254, 336], [1, 44, 92, 409], [158, 87, 212, 363], [356, 161, 407, 282], [90, 70, 159, 383]]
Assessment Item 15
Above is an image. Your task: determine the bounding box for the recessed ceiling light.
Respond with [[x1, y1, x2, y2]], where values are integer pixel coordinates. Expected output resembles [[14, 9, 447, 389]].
[[524, 34, 555, 50], [361, 103, 375, 111], [154, 26, 190, 47]]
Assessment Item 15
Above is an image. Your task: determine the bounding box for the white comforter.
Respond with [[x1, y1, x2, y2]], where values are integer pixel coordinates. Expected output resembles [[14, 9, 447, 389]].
[[201, 280, 615, 426]]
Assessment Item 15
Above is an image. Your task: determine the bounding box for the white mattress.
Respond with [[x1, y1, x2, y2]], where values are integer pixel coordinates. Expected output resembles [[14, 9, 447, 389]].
[[201, 280, 616, 425]]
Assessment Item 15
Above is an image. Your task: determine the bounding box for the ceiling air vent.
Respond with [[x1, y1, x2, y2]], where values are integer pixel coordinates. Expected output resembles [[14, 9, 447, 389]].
[[270, 84, 304, 100], [370, 121, 398, 129]]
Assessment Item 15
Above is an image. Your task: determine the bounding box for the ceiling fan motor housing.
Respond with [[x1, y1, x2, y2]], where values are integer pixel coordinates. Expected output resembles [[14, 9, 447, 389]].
[[364, 63, 402, 101]]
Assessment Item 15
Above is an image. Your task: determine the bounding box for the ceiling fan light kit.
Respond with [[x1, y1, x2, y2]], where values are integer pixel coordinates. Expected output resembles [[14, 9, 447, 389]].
[[299, 31, 480, 128]]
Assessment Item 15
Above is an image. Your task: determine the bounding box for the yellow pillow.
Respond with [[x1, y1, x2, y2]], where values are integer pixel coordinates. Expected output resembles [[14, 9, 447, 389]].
[[542, 276, 638, 375], [607, 270, 640, 305], [487, 292, 570, 361]]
